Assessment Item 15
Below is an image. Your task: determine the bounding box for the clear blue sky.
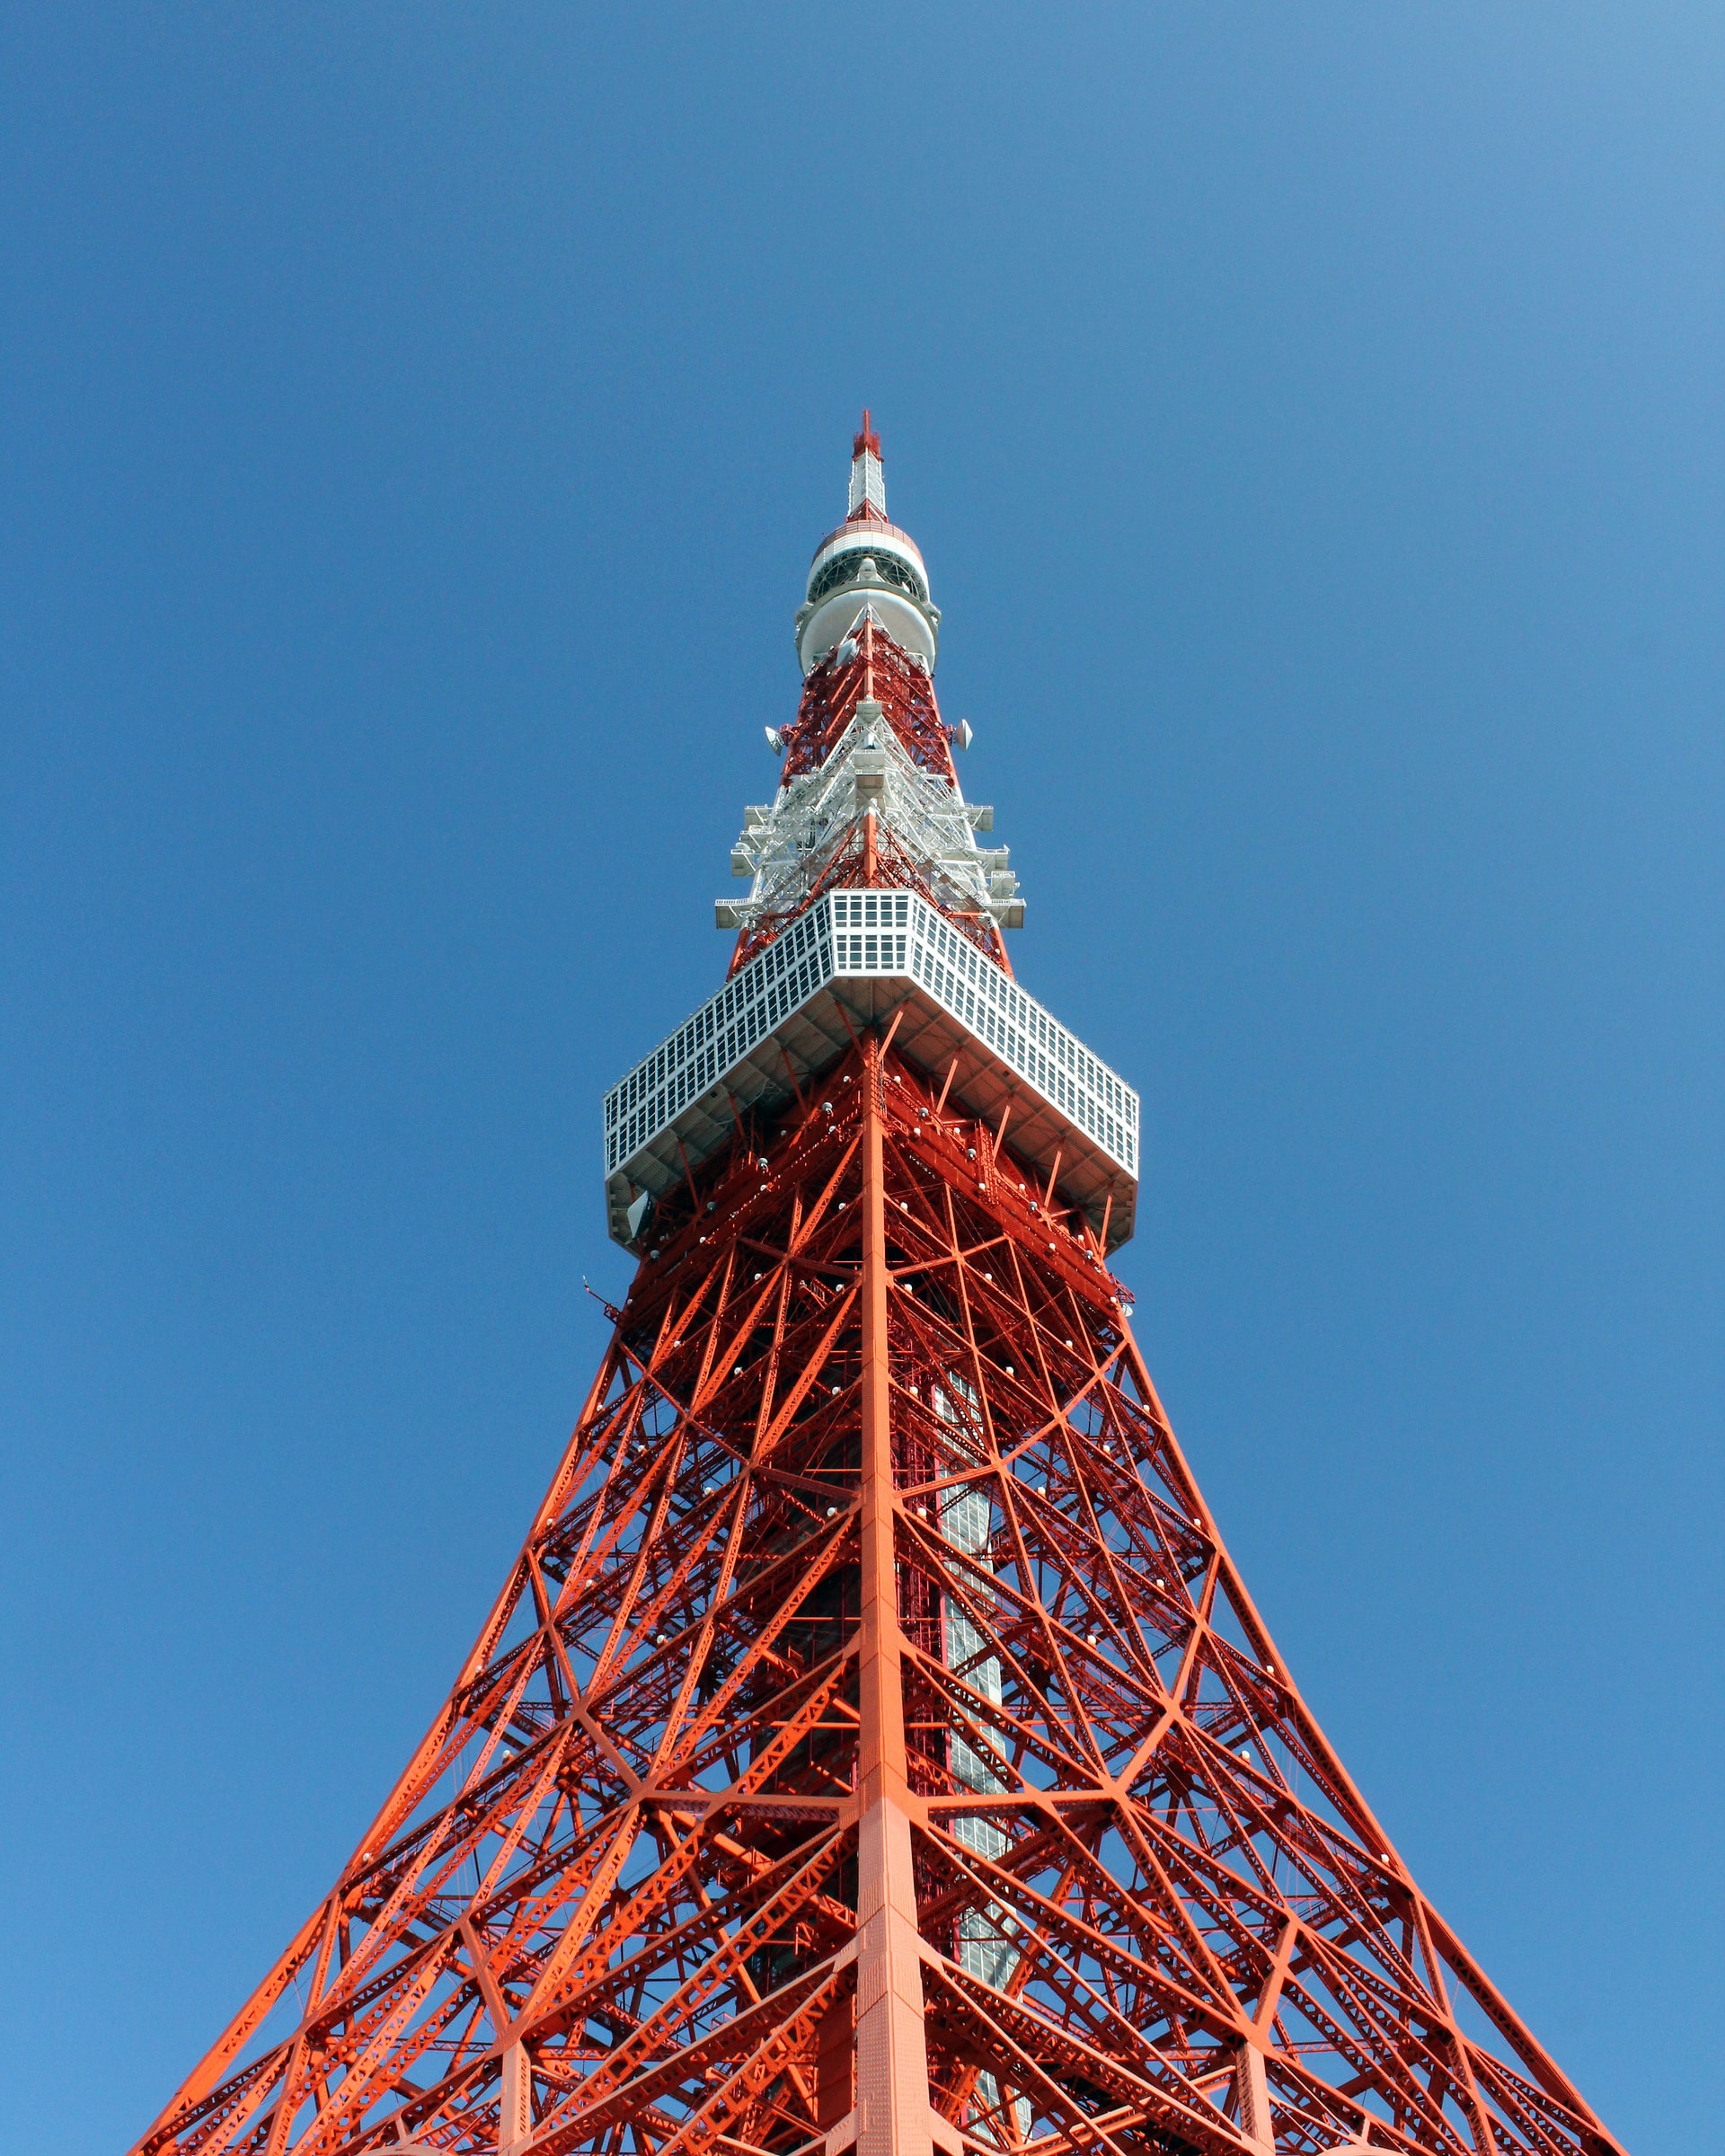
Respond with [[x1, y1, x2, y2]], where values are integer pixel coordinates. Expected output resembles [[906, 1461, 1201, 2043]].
[[2, 11, 1718, 2151]]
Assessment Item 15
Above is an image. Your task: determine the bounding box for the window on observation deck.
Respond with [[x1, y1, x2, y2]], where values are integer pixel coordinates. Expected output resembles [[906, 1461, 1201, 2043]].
[[807, 546, 927, 607]]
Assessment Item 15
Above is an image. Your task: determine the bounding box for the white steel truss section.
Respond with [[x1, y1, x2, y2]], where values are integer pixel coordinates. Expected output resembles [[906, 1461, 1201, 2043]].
[[721, 614, 1018, 933]]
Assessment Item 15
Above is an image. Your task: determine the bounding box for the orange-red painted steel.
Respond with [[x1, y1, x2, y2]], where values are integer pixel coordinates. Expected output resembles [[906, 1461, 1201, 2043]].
[[731, 614, 1009, 980], [131, 1040, 1623, 2156]]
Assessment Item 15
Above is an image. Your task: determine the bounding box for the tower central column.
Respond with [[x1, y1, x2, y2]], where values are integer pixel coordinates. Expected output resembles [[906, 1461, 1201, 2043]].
[[854, 1038, 934, 2156]]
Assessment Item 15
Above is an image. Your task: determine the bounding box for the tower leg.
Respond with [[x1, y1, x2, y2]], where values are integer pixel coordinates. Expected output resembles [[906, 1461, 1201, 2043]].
[[1236, 2044, 1273, 2154], [498, 2039, 532, 2154], [854, 1042, 933, 2156], [854, 1799, 933, 2156]]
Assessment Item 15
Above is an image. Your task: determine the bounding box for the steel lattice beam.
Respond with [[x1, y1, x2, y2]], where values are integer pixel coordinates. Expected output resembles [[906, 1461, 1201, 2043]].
[[131, 1043, 1622, 2156]]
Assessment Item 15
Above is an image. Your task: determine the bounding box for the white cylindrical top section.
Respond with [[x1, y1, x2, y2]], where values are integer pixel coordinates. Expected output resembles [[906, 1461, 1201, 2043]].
[[799, 419, 940, 673], [799, 582, 937, 673], [797, 526, 939, 674]]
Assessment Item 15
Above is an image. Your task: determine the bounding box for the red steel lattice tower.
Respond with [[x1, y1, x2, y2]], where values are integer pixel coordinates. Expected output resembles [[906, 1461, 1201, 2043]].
[[133, 421, 1624, 2156]]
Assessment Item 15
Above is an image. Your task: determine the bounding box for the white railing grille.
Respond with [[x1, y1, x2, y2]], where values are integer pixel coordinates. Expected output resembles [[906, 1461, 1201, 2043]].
[[603, 903, 833, 1171], [604, 888, 1137, 1188]]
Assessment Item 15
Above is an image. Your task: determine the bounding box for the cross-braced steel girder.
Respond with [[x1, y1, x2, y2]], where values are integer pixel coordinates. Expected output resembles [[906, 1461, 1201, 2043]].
[[131, 1040, 1623, 2156]]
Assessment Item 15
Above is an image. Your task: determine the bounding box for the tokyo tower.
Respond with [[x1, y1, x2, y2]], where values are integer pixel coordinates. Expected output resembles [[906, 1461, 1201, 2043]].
[[133, 417, 1623, 2156]]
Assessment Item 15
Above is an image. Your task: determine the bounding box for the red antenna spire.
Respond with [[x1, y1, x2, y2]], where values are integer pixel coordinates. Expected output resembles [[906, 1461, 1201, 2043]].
[[853, 406, 881, 460]]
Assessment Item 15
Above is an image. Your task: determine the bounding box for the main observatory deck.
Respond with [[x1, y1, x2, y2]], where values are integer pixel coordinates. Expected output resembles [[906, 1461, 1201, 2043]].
[[603, 888, 1139, 1253]]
